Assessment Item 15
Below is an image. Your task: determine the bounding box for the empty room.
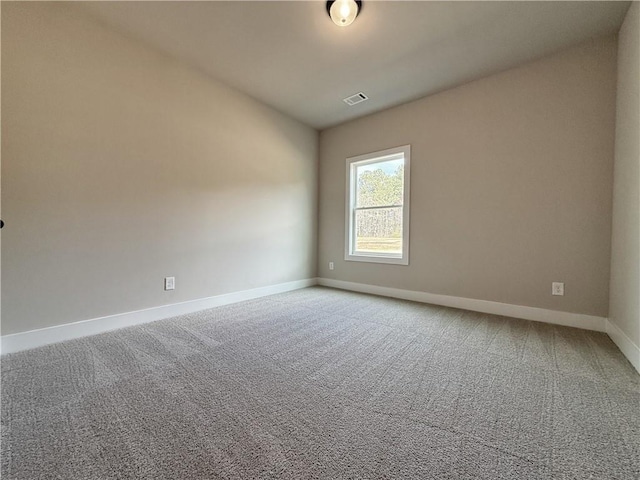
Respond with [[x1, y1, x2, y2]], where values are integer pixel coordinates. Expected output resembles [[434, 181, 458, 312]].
[[1, 1, 639, 479]]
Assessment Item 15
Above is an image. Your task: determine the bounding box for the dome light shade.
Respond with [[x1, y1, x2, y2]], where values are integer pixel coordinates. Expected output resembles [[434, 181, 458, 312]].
[[327, 0, 361, 27]]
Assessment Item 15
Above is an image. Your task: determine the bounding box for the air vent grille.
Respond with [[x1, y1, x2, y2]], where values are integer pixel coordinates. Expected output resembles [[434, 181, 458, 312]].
[[343, 92, 368, 106]]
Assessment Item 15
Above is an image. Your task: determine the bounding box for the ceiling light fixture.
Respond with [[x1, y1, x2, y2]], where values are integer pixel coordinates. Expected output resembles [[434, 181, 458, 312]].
[[326, 0, 361, 27]]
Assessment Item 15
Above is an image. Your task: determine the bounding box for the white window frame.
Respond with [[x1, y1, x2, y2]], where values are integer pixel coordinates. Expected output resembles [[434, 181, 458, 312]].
[[345, 145, 410, 265]]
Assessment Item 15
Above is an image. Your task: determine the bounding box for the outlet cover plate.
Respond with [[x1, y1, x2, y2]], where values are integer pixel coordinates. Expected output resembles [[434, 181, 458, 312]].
[[552, 282, 564, 296]]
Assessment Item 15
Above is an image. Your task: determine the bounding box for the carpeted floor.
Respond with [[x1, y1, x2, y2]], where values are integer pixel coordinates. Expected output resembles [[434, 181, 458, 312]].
[[1, 286, 639, 479]]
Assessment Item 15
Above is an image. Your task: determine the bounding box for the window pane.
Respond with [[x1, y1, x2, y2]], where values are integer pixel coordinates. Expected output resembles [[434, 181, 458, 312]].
[[356, 159, 404, 208], [354, 206, 402, 254]]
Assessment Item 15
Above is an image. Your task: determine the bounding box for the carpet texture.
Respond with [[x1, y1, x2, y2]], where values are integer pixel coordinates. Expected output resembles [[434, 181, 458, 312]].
[[2, 286, 639, 479]]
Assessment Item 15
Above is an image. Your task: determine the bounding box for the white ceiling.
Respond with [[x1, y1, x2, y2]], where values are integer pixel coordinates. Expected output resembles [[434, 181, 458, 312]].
[[78, 1, 630, 130]]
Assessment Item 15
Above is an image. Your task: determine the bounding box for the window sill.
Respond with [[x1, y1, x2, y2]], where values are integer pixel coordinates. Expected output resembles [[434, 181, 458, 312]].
[[344, 253, 409, 265]]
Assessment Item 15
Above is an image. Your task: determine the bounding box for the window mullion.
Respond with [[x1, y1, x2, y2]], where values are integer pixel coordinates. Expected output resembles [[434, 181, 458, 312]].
[[354, 205, 403, 211]]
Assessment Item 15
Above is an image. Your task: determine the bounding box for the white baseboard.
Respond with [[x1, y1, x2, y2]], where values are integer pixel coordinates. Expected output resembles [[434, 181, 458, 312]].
[[606, 319, 640, 374], [6, 277, 635, 373], [1, 278, 317, 355], [317, 278, 608, 332]]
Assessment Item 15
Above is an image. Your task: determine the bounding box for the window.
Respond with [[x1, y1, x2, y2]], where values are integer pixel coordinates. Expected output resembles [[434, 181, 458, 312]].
[[345, 145, 410, 265]]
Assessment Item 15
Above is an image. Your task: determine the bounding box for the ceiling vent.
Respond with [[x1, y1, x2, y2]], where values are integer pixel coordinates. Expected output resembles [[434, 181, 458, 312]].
[[343, 92, 368, 106]]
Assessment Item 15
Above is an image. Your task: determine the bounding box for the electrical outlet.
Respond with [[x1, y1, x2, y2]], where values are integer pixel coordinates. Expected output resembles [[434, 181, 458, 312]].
[[329, 262, 334, 271], [552, 282, 564, 296], [164, 276, 175, 291]]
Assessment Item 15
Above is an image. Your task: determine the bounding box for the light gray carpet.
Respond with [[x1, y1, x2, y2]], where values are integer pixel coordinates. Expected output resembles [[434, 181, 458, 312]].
[[2, 286, 639, 479]]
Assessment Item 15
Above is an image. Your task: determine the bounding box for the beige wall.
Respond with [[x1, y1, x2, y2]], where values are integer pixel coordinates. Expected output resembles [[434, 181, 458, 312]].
[[1, 3, 318, 335], [610, 3, 640, 347], [318, 36, 617, 318]]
